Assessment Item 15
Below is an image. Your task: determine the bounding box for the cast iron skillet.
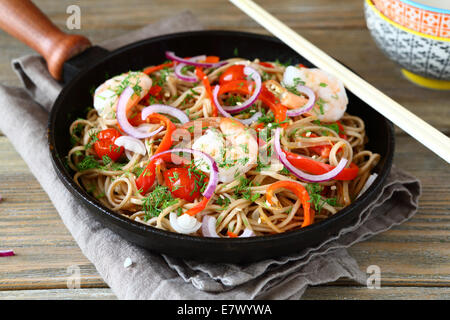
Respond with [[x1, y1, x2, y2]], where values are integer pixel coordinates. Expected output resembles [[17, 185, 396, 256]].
[[47, 30, 395, 263], [0, 0, 394, 264]]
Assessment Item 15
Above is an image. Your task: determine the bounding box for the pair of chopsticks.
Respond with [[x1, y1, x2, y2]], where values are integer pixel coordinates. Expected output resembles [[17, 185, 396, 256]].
[[229, 0, 450, 164]]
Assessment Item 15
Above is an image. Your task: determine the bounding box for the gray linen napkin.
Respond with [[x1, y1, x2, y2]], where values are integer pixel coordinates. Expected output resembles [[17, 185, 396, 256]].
[[0, 11, 421, 300]]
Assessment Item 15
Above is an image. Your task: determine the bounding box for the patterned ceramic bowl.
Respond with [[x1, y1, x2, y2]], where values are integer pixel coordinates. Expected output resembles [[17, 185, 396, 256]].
[[373, 0, 450, 38], [365, 0, 450, 89]]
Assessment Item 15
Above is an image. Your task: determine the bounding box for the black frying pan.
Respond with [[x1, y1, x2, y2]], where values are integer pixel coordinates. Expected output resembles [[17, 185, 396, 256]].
[[2, 2, 394, 263]]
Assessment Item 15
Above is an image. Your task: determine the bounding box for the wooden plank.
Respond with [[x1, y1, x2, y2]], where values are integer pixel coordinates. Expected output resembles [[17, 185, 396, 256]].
[[0, 288, 116, 300], [302, 286, 450, 300], [0, 286, 448, 300], [0, 137, 106, 290]]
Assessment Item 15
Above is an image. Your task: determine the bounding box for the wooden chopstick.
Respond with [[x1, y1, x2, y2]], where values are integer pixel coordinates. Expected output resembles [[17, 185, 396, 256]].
[[230, 0, 450, 163]]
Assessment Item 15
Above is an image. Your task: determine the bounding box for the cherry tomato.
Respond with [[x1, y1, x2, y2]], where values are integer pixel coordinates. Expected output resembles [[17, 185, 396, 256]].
[[164, 167, 202, 202], [94, 128, 124, 161], [219, 65, 246, 84], [97, 128, 121, 141]]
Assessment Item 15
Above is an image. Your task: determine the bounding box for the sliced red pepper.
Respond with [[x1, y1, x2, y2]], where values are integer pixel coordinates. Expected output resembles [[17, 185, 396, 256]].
[[301, 132, 332, 158], [227, 230, 238, 238], [195, 67, 218, 117], [184, 196, 210, 216], [148, 84, 162, 97], [218, 79, 252, 96], [266, 180, 313, 228], [284, 150, 359, 181], [135, 114, 175, 194], [310, 144, 331, 158], [259, 83, 288, 128], [259, 62, 274, 68], [336, 121, 347, 139], [219, 65, 245, 84], [143, 62, 174, 75], [127, 111, 145, 127], [145, 113, 176, 155], [204, 56, 220, 63], [254, 123, 265, 132], [141, 85, 163, 105]]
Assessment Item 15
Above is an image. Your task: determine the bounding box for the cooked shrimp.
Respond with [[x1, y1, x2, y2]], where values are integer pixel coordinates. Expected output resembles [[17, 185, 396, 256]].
[[191, 117, 258, 183], [93, 71, 152, 119], [282, 66, 348, 122], [264, 80, 308, 110]]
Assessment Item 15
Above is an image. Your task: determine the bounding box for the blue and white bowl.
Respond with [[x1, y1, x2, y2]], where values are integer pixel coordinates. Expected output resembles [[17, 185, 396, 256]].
[[364, 0, 450, 89]]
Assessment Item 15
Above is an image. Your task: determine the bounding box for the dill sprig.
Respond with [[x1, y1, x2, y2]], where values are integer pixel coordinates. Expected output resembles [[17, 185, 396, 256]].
[[306, 183, 337, 212], [141, 185, 178, 221]]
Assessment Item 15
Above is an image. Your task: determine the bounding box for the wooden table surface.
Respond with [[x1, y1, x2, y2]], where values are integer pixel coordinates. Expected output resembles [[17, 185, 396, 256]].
[[0, 0, 449, 300]]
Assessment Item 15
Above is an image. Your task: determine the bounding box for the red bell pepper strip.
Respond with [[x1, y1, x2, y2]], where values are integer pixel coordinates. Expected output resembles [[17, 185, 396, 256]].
[[259, 62, 274, 68], [336, 121, 347, 139], [266, 180, 313, 228], [301, 132, 332, 158], [195, 67, 218, 117], [217, 80, 252, 96], [143, 62, 174, 75], [148, 84, 162, 97], [203, 56, 220, 63], [135, 152, 186, 195], [146, 113, 176, 155], [135, 114, 176, 194], [184, 196, 210, 216], [284, 150, 359, 181], [227, 230, 238, 238], [259, 83, 288, 128], [141, 85, 163, 105]]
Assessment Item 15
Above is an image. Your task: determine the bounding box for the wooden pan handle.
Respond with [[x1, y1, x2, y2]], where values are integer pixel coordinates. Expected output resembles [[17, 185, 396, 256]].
[[0, 0, 91, 80]]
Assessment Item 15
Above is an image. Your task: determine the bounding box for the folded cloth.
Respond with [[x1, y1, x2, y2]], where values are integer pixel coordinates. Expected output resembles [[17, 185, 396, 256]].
[[0, 11, 421, 300]]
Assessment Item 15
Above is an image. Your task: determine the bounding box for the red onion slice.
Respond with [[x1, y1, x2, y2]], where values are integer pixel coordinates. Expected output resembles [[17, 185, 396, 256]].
[[114, 136, 147, 155], [215, 66, 262, 114], [165, 51, 227, 68], [356, 173, 378, 199], [116, 87, 164, 139], [239, 111, 262, 126], [285, 85, 316, 117], [201, 215, 254, 238], [213, 85, 261, 125], [173, 55, 206, 82], [0, 250, 15, 257], [141, 104, 189, 124], [273, 128, 348, 182], [174, 63, 198, 82], [148, 148, 218, 199], [239, 228, 255, 238], [169, 212, 202, 234], [202, 215, 220, 238]]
